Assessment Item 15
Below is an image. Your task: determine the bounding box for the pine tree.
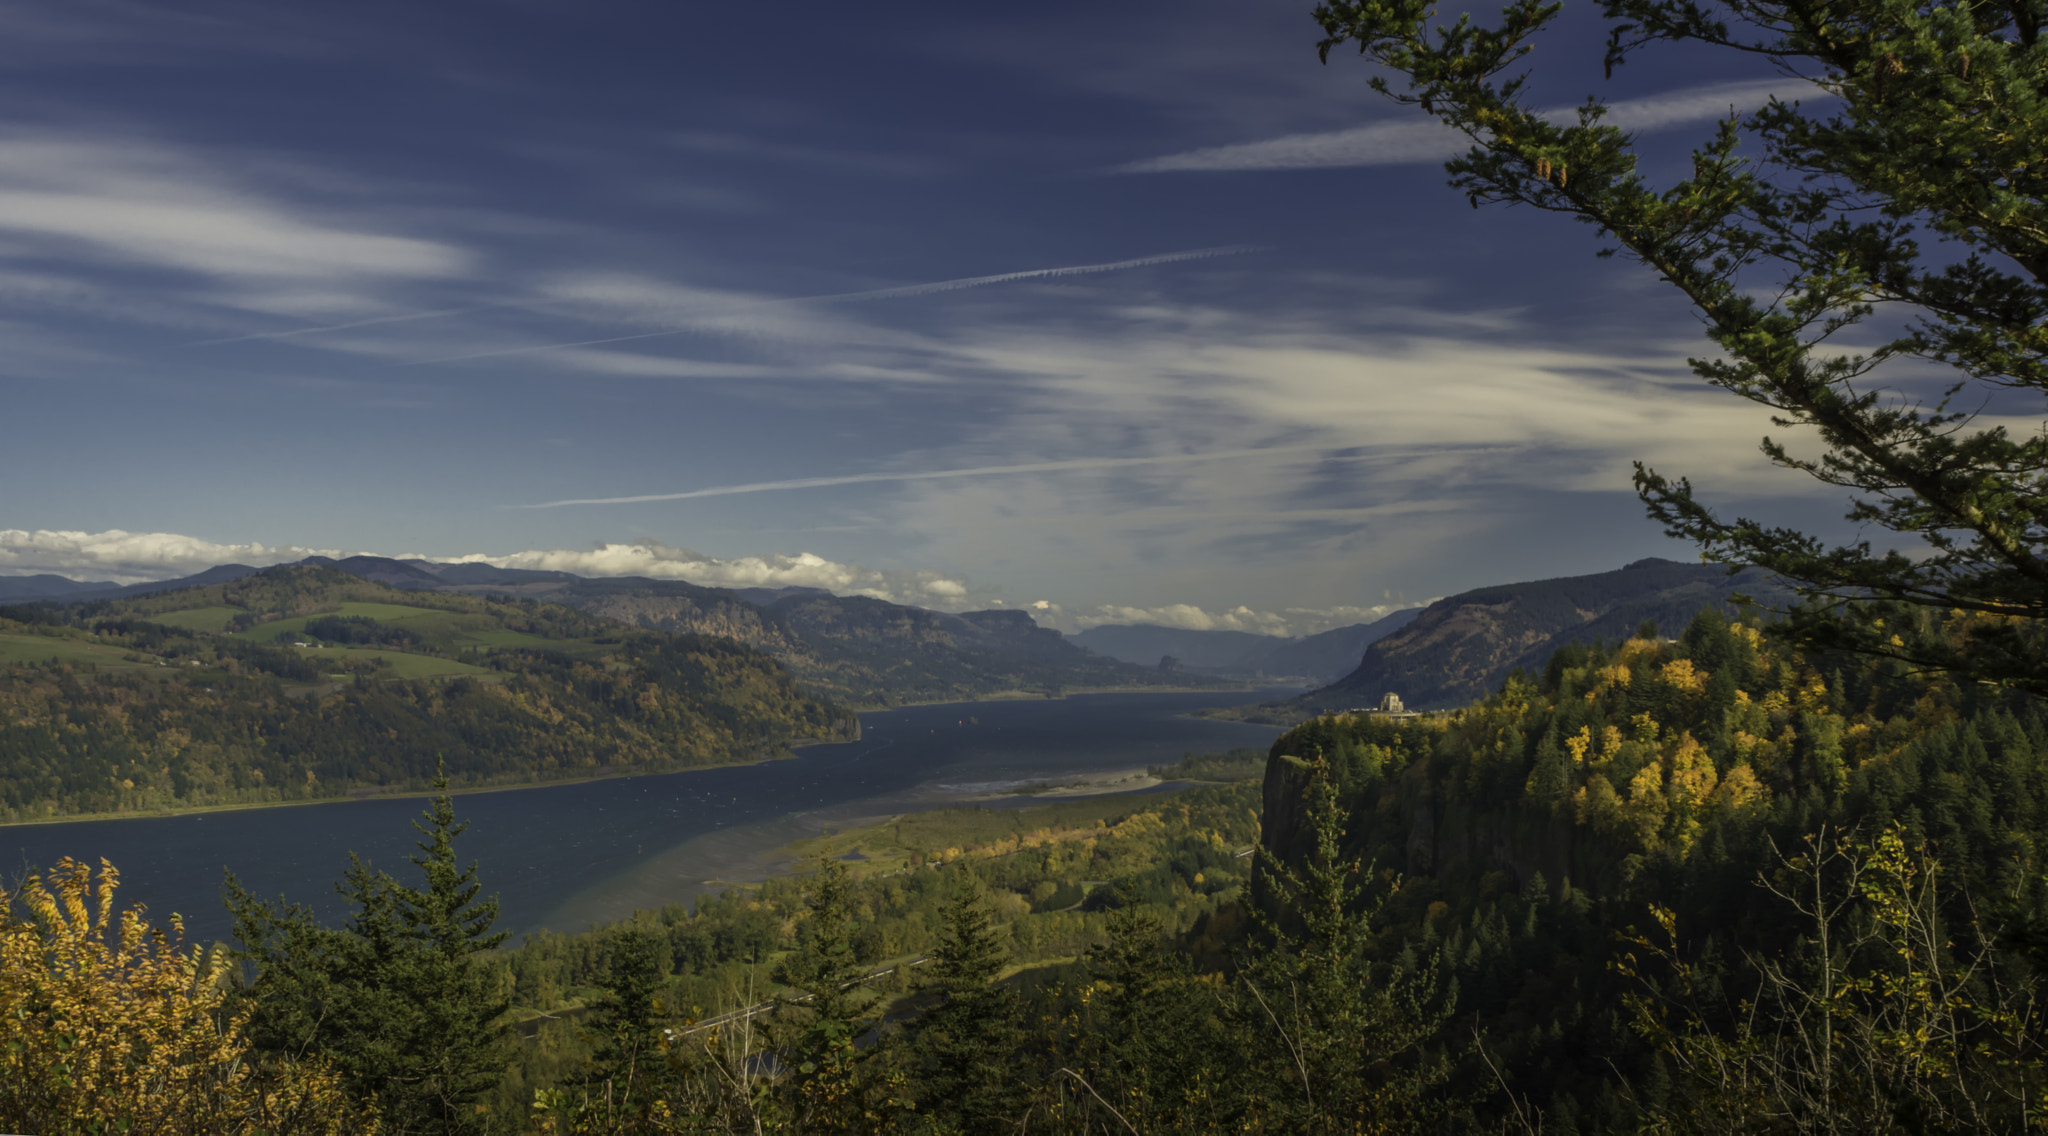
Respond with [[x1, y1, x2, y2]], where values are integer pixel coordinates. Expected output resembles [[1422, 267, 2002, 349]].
[[227, 777, 510, 1134], [1240, 762, 1452, 1128], [561, 927, 683, 1133], [1312, 0, 2048, 695], [901, 875, 1024, 1133], [766, 858, 905, 1133]]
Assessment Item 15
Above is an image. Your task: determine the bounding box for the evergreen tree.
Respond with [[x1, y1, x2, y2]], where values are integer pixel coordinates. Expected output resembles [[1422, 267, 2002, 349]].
[[1241, 762, 1452, 1128], [766, 858, 906, 1133], [227, 778, 510, 1134], [1311, 0, 2048, 695], [901, 876, 1024, 1133]]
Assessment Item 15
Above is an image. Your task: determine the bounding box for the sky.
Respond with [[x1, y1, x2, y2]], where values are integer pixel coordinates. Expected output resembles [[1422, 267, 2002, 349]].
[[0, 0, 1861, 635]]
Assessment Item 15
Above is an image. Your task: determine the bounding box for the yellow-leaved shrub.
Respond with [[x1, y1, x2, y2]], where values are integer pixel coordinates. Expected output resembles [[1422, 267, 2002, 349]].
[[0, 857, 372, 1135]]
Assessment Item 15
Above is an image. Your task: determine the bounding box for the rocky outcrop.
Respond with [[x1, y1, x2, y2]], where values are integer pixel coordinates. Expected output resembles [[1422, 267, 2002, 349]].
[[1306, 559, 1793, 710]]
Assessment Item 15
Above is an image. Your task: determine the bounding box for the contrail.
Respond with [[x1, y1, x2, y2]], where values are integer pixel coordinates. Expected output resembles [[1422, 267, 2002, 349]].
[[406, 244, 1268, 366], [184, 301, 550, 347], [520, 444, 1319, 508]]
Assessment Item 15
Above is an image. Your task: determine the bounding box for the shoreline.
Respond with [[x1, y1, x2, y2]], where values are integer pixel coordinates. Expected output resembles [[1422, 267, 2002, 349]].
[[851, 683, 1261, 713], [0, 751, 788, 831], [0, 686, 1278, 831]]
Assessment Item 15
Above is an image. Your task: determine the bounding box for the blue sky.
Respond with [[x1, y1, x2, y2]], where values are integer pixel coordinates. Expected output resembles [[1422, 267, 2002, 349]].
[[0, 0, 1852, 633]]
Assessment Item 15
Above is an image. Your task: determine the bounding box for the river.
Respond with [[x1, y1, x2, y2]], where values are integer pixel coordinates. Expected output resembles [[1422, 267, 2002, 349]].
[[2, 691, 1286, 944]]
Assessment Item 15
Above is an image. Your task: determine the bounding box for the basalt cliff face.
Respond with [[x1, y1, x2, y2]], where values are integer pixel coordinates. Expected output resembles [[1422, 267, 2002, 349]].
[[1260, 740, 1624, 900], [1306, 558, 1792, 712]]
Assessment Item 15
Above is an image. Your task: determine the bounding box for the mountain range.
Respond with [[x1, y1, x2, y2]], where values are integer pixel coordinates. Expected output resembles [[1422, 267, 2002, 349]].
[[1200, 557, 1796, 722], [0, 557, 1214, 708], [0, 565, 859, 821], [1068, 608, 1423, 684], [1313, 557, 1791, 712]]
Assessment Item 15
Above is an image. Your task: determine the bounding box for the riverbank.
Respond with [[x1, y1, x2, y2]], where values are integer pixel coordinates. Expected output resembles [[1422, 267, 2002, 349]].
[[8, 690, 1288, 944], [2, 684, 1283, 830], [0, 750, 792, 830], [858, 682, 1262, 712]]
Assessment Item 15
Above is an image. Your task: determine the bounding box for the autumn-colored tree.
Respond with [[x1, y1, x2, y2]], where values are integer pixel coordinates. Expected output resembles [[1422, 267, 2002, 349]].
[[0, 857, 369, 1135]]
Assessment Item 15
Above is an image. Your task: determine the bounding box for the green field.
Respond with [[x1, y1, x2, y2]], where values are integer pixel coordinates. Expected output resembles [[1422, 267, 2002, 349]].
[[0, 633, 157, 670], [453, 627, 557, 648], [230, 602, 564, 653], [231, 601, 454, 640]]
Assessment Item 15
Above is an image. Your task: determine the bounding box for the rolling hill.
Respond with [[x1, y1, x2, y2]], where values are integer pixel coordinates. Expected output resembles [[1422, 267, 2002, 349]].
[[0, 566, 855, 822], [0, 556, 1217, 710]]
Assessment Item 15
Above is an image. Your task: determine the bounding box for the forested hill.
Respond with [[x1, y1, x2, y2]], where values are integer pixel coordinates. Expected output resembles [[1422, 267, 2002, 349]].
[[1258, 611, 2048, 1124], [1292, 558, 1792, 713], [439, 569, 1215, 705], [0, 566, 854, 823]]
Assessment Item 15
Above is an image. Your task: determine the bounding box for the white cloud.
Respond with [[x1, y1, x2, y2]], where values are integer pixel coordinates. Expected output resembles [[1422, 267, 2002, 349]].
[[0, 527, 1436, 639], [0, 529, 353, 583], [0, 133, 468, 286], [1025, 599, 1424, 638], [440, 541, 984, 608], [1114, 80, 1794, 173]]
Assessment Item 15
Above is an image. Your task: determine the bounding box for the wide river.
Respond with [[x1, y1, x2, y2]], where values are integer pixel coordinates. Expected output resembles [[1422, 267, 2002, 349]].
[[3, 691, 1285, 945]]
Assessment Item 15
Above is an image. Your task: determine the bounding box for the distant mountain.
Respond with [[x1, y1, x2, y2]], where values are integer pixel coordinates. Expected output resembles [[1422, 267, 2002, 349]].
[[0, 574, 119, 601], [528, 580, 1200, 706], [1, 556, 1209, 707], [0, 564, 265, 604], [1303, 558, 1794, 712], [0, 565, 854, 822], [1069, 624, 1280, 670], [1068, 607, 1426, 685], [1243, 608, 1424, 682]]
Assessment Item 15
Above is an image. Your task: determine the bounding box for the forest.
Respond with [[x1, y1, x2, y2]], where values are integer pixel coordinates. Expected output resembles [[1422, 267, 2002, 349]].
[[10, 603, 2048, 1132], [0, 566, 854, 821]]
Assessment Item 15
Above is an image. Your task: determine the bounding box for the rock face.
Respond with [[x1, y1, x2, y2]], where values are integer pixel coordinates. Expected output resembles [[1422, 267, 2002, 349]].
[[1307, 559, 1791, 711], [1258, 725, 1625, 902]]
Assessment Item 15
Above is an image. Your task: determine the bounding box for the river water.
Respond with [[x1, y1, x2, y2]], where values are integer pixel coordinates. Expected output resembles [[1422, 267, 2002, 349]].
[[2, 691, 1285, 944]]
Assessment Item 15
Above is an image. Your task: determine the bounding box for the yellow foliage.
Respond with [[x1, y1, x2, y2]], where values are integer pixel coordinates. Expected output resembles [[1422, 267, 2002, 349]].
[[1565, 726, 1594, 765], [0, 857, 369, 1134], [1600, 724, 1625, 759], [1665, 733, 1718, 809], [1658, 658, 1707, 694], [1711, 764, 1764, 812], [1591, 664, 1634, 695], [1795, 671, 1831, 711], [1623, 762, 1669, 849]]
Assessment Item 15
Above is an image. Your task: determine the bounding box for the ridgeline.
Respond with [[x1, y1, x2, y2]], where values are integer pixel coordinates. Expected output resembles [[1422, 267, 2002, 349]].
[[0, 566, 855, 823]]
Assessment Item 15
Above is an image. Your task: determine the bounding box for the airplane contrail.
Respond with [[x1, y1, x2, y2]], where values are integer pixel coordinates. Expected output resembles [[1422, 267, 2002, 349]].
[[183, 301, 550, 347], [520, 444, 1319, 508], [406, 244, 1268, 366]]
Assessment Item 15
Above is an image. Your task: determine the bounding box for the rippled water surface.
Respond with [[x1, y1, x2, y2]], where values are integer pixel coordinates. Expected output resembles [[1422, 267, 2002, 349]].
[[3, 691, 1286, 943]]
